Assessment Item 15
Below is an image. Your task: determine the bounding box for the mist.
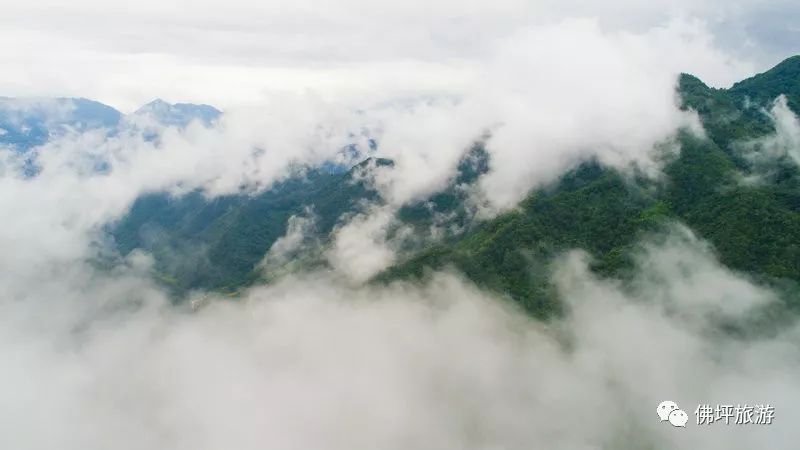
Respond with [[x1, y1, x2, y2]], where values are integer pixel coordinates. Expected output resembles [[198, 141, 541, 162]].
[[2, 222, 798, 449], [2, 1, 799, 449]]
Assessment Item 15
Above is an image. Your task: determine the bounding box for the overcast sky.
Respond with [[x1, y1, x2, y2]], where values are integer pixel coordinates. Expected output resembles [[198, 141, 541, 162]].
[[0, 0, 797, 111]]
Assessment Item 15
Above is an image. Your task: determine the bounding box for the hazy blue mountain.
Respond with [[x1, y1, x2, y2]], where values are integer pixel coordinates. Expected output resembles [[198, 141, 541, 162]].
[[0, 97, 122, 151], [0, 96, 226, 153], [133, 99, 222, 127]]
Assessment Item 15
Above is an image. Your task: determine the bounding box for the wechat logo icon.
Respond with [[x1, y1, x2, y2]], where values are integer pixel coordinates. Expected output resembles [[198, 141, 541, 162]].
[[658, 400, 688, 427]]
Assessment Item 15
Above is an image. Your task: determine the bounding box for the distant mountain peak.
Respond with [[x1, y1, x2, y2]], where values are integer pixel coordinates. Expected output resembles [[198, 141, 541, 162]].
[[133, 99, 222, 127], [138, 98, 171, 110], [0, 97, 121, 151]]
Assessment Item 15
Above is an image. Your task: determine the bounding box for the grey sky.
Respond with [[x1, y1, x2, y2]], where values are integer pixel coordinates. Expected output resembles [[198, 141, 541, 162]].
[[0, 0, 796, 110]]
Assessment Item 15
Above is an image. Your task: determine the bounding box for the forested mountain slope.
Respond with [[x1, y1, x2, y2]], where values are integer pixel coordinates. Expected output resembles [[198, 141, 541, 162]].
[[110, 56, 800, 315], [111, 159, 390, 292], [380, 57, 800, 316]]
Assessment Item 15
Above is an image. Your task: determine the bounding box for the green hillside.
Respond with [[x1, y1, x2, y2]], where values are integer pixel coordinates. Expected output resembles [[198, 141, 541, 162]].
[[378, 56, 800, 316], [111, 161, 386, 292], [111, 56, 800, 315]]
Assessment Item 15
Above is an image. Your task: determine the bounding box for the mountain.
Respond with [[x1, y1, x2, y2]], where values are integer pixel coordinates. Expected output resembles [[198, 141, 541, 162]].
[[382, 56, 800, 316], [0, 96, 226, 177], [133, 99, 222, 127], [109, 159, 391, 292], [729, 55, 800, 113], [0, 97, 224, 154], [0, 97, 122, 151], [107, 151, 482, 294], [108, 56, 800, 316]]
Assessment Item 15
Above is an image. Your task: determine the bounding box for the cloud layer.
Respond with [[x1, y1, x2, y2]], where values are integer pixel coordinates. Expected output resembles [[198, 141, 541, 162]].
[[2, 224, 798, 449], [1, 2, 798, 448]]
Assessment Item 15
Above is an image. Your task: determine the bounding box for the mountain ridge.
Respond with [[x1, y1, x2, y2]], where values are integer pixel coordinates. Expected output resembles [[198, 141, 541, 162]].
[[11, 56, 800, 318]]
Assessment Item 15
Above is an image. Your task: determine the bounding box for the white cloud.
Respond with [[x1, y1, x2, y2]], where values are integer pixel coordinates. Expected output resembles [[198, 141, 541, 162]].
[[754, 95, 800, 166], [0, 0, 786, 110], [327, 205, 400, 283], [1, 222, 798, 449], [261, 207, 319, 269], [358, 19, 727, 212], [736, 95, 800, 182]]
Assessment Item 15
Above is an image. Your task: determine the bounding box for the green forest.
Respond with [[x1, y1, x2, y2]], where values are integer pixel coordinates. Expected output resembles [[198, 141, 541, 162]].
[[111, 56, 800, 317]]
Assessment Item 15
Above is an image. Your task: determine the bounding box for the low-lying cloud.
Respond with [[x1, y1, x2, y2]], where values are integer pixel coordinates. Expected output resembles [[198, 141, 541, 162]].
[[746, 96, 800, 166], [1, 223, 798, 449]]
